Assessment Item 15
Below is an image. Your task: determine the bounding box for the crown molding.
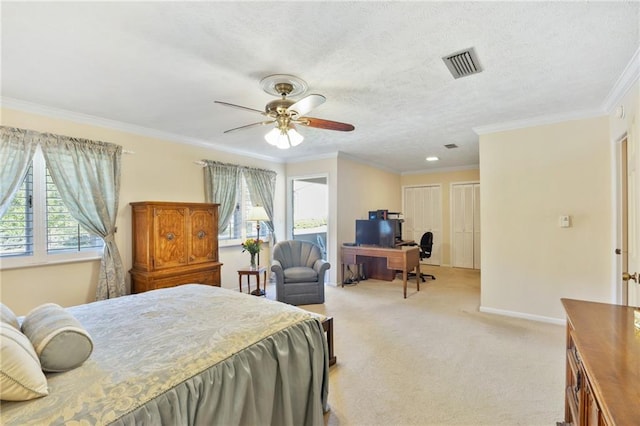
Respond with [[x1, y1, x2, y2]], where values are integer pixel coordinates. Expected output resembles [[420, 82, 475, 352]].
[[0, 97, 285, 164], [602, 46, 640, 113], [472, 108, 605, 135]]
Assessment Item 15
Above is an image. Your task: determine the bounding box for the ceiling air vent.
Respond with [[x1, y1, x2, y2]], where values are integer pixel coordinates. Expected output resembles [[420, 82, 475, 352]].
[[442, 47, 482, 79], [444, 143, 458, 149]]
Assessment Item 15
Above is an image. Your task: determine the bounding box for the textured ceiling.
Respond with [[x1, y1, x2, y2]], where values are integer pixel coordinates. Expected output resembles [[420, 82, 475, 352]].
[[2, 2, 639, 173]]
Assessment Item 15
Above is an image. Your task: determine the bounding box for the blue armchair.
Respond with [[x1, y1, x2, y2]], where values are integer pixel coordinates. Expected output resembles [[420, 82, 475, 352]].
[[271, 240, 330, 305]]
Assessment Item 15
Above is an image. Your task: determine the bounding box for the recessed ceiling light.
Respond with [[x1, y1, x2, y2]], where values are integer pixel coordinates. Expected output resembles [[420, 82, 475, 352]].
[[426, 156, 439, 162]]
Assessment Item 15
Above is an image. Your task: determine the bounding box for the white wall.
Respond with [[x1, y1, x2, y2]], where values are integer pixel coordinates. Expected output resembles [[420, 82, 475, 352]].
[[479, 116, 612, 321], [0, 108, 286, 315]]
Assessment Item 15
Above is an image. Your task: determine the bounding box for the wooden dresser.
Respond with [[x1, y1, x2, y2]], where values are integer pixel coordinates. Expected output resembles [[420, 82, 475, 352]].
[[129, 201, 223, 293], [561, 298, 640, 426]]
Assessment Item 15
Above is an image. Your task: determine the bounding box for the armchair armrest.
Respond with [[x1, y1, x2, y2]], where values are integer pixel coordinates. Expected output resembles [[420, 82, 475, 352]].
[[271, 259, 284, 281], [313, 259, 331, 283]]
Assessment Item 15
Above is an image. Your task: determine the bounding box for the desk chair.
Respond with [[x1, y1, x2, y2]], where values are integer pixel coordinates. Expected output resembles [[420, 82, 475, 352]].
[[408, 232, 436, 282]]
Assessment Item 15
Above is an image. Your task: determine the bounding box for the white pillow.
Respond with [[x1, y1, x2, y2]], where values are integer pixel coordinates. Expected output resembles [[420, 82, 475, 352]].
[[1, 303, 20, 330], [0, 322, 49, 401], [21, 303, 94, 373]]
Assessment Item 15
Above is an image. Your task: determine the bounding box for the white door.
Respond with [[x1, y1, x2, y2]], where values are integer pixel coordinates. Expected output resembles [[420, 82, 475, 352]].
[[452, 183, 481, 269], [626, 113, 640, 307], [403, 185, 442, 265]]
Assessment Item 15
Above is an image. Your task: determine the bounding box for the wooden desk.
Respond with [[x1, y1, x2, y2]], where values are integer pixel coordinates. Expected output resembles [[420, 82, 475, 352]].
[[561, 299, 640, 426], [341, 245, 420, 298], [237, 266, 267, 296]]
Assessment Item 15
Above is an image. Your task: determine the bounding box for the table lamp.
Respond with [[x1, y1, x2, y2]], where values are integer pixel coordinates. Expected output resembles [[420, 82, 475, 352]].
[[247, 205, 269, 267]]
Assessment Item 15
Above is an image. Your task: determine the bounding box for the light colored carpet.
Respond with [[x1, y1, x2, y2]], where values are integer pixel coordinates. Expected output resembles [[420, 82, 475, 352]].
[[280, 266, 566, 426]]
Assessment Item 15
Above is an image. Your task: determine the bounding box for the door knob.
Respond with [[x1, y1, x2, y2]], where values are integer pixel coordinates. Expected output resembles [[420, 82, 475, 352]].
[[622, 272, 638, 283]]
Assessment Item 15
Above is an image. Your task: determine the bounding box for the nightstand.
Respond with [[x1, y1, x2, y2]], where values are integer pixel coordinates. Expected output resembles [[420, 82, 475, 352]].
[[237, 266, 267, 296]]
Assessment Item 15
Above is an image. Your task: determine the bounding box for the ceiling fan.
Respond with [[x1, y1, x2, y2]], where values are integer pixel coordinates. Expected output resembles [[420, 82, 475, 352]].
[[215, 74, 355, 149]]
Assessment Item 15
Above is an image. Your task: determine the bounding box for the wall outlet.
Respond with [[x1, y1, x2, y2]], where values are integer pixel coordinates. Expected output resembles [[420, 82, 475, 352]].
[[559, 215, 571, 228]]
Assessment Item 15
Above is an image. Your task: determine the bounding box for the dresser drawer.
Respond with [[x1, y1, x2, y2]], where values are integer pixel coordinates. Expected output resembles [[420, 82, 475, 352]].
[[151, 270, 220, 289], [131, 266, 221, 293]]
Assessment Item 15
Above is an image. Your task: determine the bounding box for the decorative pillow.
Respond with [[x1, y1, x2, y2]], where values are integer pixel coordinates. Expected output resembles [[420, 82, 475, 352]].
[[1, 303, 20, 330], [21, 303, 94, 373], [0, 322, 49, 401]]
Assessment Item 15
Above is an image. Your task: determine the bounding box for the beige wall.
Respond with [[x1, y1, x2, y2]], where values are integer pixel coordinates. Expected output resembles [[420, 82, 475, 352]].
[[336, 156, 401, 282], [0, 108, 286, 315], [401, 169, 480, 266], [479, 116, 612, 321]]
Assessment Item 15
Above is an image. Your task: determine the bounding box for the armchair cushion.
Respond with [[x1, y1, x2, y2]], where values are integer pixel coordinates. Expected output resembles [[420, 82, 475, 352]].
[[284, 266, 318, 283]]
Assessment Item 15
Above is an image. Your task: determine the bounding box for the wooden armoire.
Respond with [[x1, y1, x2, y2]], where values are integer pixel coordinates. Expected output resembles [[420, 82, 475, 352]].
[[129, 201, 223, 293]]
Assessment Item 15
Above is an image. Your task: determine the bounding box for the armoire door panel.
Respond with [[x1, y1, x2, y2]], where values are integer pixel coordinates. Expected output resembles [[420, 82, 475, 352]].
[[154, 208, 188, 269], [189, 208, 217, 264]]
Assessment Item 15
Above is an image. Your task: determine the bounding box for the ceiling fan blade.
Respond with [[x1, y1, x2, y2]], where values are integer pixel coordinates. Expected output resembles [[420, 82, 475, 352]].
[[287, 94, 326, 116], [298, 117, 355, 132], [215, 100, 266, 115], [223, 120, 275, 134]]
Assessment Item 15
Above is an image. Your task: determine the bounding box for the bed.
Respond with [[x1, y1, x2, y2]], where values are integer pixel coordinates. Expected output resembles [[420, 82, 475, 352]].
[[1, 284, 329, 425]]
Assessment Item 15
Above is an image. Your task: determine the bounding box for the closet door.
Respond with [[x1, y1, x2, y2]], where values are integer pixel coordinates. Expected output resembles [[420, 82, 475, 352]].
[[403, 185, 442, 265], [452, 183, 480, 269]]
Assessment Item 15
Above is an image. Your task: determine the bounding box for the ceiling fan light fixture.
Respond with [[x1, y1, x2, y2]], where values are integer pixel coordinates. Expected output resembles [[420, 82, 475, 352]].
[[287, 127, 304, 147], [264, 126, 304, 149]]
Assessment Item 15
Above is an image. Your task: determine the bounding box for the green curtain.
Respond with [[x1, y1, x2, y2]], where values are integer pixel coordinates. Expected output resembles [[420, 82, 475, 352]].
[[242, 166, 276, 241], [203, 160, 241, 234], [0, 126, 37, 217], [40, 133, 125, 300]]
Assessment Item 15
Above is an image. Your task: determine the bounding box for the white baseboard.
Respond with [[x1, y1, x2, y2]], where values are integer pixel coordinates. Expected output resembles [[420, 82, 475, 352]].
[[479, 306, 566, 325]]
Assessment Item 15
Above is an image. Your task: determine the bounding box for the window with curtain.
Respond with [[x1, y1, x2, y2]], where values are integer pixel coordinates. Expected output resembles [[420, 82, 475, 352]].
[[0, 147, 103, 266], [218, 175, 268, 245]]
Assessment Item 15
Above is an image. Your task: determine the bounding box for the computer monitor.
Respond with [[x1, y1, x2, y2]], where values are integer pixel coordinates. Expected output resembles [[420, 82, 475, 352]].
[[355, 219, 397, 248], [355, 219, 380, 246]]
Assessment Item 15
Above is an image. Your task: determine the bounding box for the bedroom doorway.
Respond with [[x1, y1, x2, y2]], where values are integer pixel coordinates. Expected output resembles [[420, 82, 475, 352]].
[[290, 176, 328, 260], [619, 128, 640, 307]]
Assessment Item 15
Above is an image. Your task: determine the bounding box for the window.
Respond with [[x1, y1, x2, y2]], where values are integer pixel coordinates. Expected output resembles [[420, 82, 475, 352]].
[[218, 176, 268, 246], [0, 147, 104, 268]]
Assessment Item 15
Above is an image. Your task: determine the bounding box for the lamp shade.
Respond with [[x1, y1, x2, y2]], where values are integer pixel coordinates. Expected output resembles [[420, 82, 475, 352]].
[[264, 127, 304, 149], [247, 206, 269, 221]]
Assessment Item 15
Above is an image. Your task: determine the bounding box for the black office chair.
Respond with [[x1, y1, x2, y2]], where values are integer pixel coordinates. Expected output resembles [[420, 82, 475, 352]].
[[408, 232, 436, 282]]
